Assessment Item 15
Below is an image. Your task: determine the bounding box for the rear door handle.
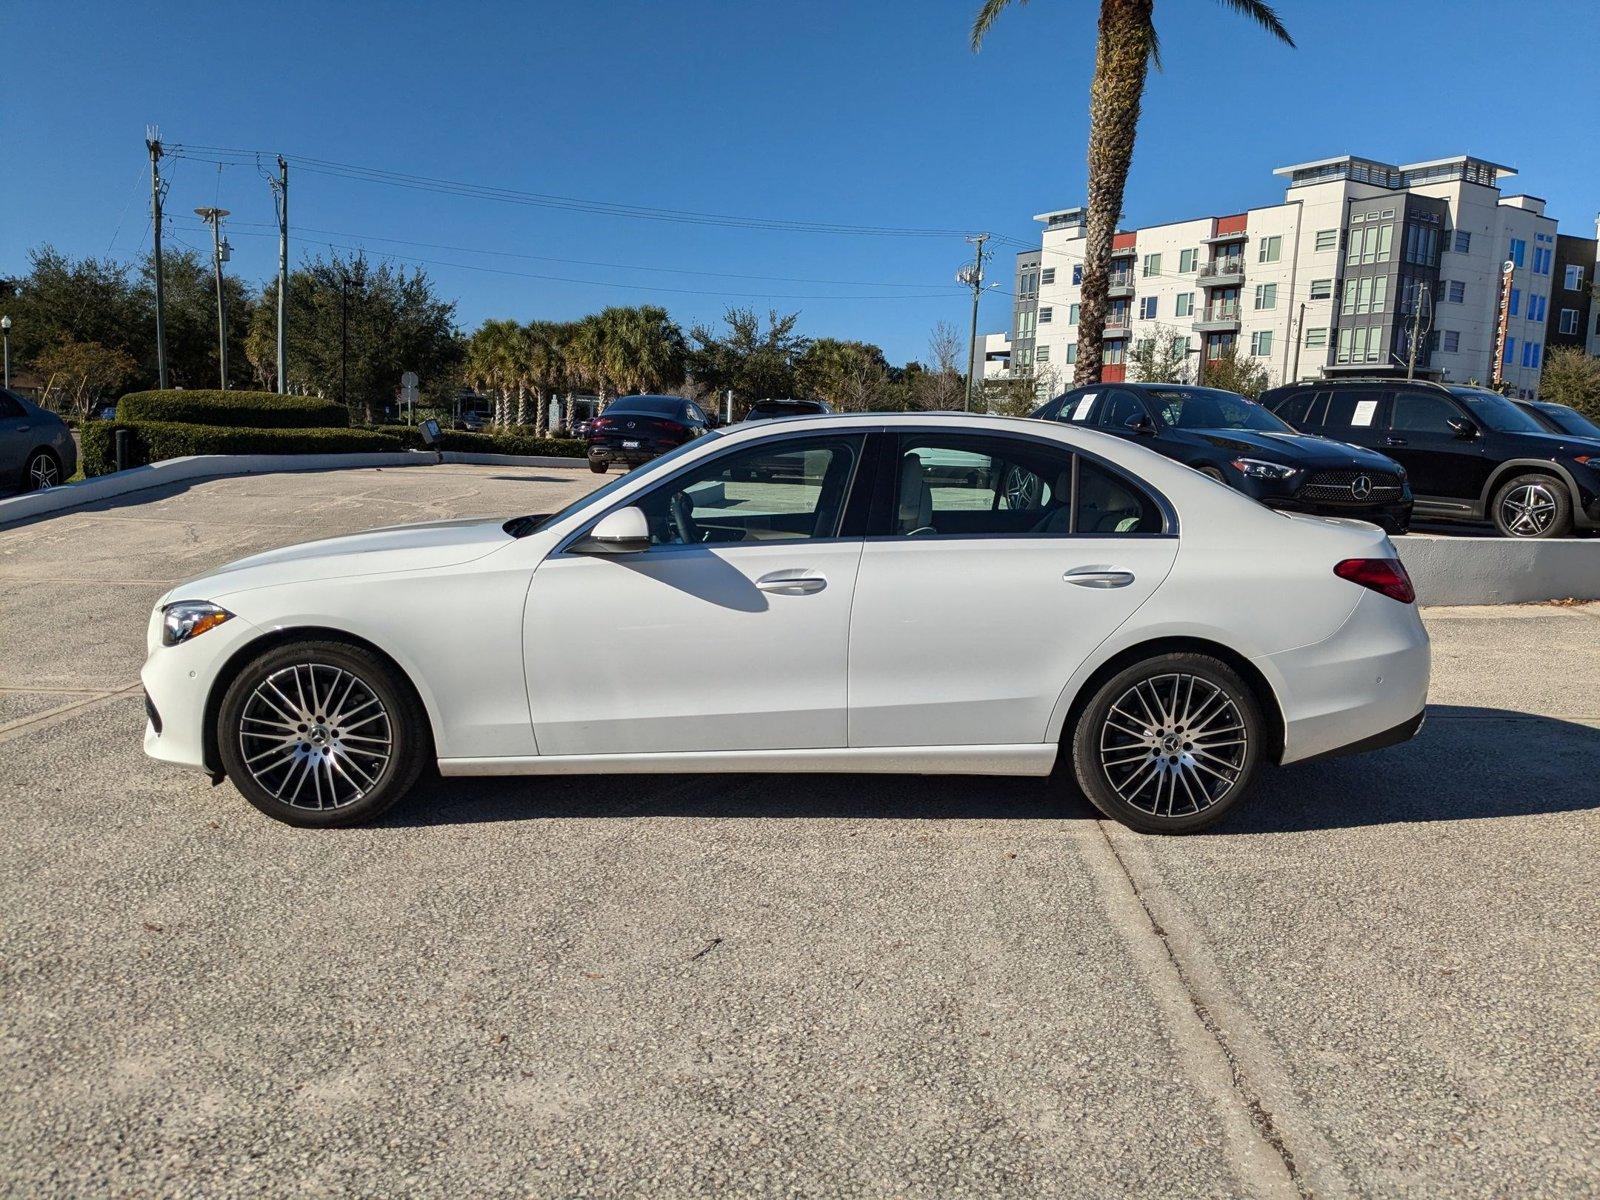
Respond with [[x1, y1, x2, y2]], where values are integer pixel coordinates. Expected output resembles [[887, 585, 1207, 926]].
[[756, 573, 827, 596], [1064, 567, 1135, 589], [1383, 436, 1407, 447]]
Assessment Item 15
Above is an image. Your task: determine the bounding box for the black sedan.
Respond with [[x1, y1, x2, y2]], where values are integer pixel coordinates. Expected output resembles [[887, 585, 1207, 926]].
[[1033, 383, 1413, 533], [586, 394, 713, 474]]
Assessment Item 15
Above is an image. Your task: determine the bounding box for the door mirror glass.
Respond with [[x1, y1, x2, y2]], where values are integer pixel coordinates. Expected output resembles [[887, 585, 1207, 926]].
[[574, 506, 652, 554], [1447, 417, 1480, 440]]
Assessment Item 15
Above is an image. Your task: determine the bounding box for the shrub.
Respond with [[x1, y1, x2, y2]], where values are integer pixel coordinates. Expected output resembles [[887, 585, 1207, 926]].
[[81, 420, 409, 476], [429, 428, 586, 458], [116, 389, 350, 429]]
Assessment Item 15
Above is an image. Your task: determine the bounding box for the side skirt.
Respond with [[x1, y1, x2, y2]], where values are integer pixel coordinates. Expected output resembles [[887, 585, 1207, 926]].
[[439, 743, 1060, 778]]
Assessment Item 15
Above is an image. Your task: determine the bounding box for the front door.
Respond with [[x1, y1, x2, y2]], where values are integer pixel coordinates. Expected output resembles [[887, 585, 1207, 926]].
[[525, 433, 867, 756], [847, 431, 1179, 748], [0, 392, 31, 480], [1384, 389, 1492, 501]]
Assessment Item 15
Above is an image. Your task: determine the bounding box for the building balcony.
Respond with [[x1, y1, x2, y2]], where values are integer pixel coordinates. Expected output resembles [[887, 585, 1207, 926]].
[[1202, 228, 1249, 246], [1107, 271, 1135, 298], [1193, 304, 1241, 332], [1103, 317, 1132, 338], [1197, 258, 1245, 287]]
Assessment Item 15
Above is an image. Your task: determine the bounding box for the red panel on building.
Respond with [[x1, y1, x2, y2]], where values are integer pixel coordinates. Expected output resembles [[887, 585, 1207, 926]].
[[1101, 364, 1127, 383], [1111, 231, 1138, 251], [1213, 213, 1248, 236]]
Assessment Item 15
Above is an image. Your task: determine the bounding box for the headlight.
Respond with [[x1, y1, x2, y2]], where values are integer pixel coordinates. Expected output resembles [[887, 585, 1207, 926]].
[[1230, 458, 1300, 481], [162, 601, 233, 646]]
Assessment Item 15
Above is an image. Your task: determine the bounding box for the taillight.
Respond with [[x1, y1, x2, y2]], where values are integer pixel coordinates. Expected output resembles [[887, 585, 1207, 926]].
[[1333, 558, 1416, 604]]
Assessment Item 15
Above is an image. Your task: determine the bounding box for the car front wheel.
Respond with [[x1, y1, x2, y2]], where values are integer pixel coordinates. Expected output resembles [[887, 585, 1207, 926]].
[[1491, 473, 1571, 538], [217, 640, 429, 827], [1070, 652, 1263, 834]]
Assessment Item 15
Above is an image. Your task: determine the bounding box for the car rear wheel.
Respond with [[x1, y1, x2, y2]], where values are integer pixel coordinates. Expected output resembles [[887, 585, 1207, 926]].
[[25, 450, 61, 491], [1070, 652, 1263, 834], [1491, 473, 1571, 538], [217, 640, 429, 827]]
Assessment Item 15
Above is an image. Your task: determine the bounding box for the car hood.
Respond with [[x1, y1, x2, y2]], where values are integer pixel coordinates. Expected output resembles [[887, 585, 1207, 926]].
[[162, 517, 514, 603], [1187, 428, 1400, 469], [1504, 430, 1600, 458]]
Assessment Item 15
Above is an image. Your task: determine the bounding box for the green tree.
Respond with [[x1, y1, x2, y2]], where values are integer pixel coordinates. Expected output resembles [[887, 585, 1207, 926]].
[[1128, 325, 1192, 382], [35, 336, 139, 423], [972, 0, 1292, 385], [687, 307, 809, 415], [3, 246, 146, 380], [1538, 345, 1600, 421], [154, 248, 254, 391], [795, 338, 892, 411], [1200, 344, 1269, 397], [600, 305, 688, 396]]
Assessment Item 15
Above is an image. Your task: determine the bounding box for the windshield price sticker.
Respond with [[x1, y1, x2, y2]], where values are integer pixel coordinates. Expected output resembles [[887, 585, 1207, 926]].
[[1073, 393, 1098, 421], [1351, 399, 1378, 426]]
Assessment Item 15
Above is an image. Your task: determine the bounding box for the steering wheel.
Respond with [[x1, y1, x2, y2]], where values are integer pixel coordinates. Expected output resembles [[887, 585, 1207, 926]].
[[668, 491, 702, 544]]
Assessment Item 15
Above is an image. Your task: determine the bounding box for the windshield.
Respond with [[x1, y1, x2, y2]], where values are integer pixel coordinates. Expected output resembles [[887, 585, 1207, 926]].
[[1448, 388, 1546, 433], [1144, 387, 1290, 432], [503, 435, 718, 537], [604, 395, 683, 417], [1540, 404, 1600, 438]]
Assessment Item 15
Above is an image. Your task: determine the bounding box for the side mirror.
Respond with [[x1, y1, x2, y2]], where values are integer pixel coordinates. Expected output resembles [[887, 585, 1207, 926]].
[[573, 506, 652, 554], [1125, 415, 1157, 436], [1447, 417, 1480, 440]]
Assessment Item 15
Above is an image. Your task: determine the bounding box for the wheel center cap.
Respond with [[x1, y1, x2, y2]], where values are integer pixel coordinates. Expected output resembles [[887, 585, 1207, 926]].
[[310, 726, 329, 745], [1161, 733, 1183, 754]]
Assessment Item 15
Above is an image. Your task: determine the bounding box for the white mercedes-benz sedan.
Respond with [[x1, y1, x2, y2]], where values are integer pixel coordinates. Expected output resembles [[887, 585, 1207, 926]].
[[141, 412, 1430, 833]]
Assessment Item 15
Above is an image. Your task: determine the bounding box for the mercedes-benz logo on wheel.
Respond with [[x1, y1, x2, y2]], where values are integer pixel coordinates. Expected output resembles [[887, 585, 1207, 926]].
[[1350, 475, 1373, 500]]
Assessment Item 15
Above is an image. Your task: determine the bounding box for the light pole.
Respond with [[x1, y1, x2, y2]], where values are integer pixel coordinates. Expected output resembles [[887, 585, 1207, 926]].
[[194, 207, 232, 389], [1, 315, 10, 389]]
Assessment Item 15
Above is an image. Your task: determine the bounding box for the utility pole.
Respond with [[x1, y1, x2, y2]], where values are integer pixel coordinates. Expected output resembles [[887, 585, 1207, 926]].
[[340, 269, 350, 414], [269, 156, 289, 394], [1405, 283, 1431, 380], [958, 233, 990, 412], [1291, 301, 1305, 381], [194, 208, 232, 389], [147, 130, 169, 389]]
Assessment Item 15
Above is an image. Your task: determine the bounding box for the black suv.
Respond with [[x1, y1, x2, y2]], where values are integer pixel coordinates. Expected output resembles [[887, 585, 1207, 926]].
[[1261, 379, 1600, 538], [1032, 383, 1413, 532], [1516, 398, 1600, 441]]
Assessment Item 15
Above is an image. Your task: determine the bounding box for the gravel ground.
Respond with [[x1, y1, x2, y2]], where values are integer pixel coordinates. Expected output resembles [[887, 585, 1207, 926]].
[[1, 464, 1596, 1198]]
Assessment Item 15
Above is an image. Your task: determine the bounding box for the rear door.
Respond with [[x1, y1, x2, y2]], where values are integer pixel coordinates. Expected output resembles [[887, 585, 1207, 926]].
[[1315, 387, 1390, 452], [846, 430, 1178, 748]]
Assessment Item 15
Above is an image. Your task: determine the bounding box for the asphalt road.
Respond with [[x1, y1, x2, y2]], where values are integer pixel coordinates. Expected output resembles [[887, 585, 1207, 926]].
[[1, 464, 1597, 1198]]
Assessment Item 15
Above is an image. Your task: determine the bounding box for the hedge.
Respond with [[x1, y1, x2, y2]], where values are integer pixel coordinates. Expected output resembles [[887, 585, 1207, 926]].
[[81, 420, 407, 476], [116, 390, 350, 429], [429, 429, 585, 458]]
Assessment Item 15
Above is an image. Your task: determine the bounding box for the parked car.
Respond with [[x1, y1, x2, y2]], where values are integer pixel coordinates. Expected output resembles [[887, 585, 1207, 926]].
[[0, 388, 77, 493], [1516, 398, 1600, 440], [141, 412, 1429, 835], [586, 394, 712, 474], [743, 398, 832, 421], [1033, 383, 1414, 533], [1262, 379, 1600, 539]]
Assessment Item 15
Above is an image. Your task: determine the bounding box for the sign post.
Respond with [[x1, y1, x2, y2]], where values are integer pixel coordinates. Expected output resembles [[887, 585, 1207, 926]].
[[400, 371, 420, 425]]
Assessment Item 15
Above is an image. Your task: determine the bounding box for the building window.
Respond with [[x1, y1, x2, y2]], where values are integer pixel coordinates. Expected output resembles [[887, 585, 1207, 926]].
[[1509, 238, 1526, 267], [1258, 235, 1282, 263], [1179, 248, 1197, 273], [1560, 308, 1580, 335], [1065, 343, 1078, 364], [1564, 264, 1584, 291], [1527, 294, 1546, 322], [1342, 276, 1388, 316], [1503, 336, 1515, 366], [1533, 247, 1553, 275], [1038, 306, 1053, 324], [1041, 267, 1056, 285], [1452, 230, 1471, 253], [1068, 303, 1080, 325], [1522, 341, 1542, 369], [1071, 264, 1083, 285], [1019, 271, 1038, 295], [1509, 287, 1521, 317], [1445, 280, 1465, 304], [1139, 296, 1158, 320], [1037, 345, 1051, 363], [1142, 253, 1161, 278], [1253, 283, 1278, 310], [1250, 330, 1274, 357], [1104, 344, 1125, 366], [1314, 229, 1337, 252], [1015, 347, 1033, 368], [1175, 292, 1193, 318], [1017, 311, 1036, 337], [1310, 279, 1333, 300], [1440, 330, 1460, 353], [1305, 327, 1328, 348]]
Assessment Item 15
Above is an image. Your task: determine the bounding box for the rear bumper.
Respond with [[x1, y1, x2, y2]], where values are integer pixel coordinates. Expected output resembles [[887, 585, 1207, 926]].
[[587, 442, 673, 467]]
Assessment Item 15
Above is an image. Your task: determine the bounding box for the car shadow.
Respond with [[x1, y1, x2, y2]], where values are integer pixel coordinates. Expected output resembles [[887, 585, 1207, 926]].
[[381, 705, 1600, 832]]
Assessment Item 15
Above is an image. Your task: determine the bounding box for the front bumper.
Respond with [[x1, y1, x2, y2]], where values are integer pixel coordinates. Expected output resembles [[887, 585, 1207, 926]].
[[140, 609, 262, 773], [1238, 474, 1414, 533]]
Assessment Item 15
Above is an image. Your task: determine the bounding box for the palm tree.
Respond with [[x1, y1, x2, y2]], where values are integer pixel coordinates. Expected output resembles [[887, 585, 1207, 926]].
[[605, 305, 688, 395], [569, 313, 612, 413], [971, 0, 1292, 384]]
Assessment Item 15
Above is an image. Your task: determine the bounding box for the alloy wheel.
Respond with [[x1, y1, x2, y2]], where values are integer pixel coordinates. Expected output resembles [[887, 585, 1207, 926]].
[[1498, 483, 1557, 536], [237, 662, 393, 811], [28, 453, 60, 491], [1097, 672, 1248, 818]]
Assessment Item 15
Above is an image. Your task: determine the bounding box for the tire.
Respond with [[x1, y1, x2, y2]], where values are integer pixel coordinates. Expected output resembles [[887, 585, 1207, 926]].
[[216, 640, 430, 827], [25, 449, 61, 492], [589, 460, 608, 474], [1070, 652, 1263, 834], [1490, 473, 1571, 538]]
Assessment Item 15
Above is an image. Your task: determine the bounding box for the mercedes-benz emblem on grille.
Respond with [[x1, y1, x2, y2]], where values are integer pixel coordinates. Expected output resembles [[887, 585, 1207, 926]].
[[1350, 475, 1373, 500], [626, 420, 636, 429]]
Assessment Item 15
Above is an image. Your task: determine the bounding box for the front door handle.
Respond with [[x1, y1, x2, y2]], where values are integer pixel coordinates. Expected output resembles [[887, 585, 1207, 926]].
[[756, 573, 827, 596], [1383, 436, 1407, 447], [1064, 567, 1135, 589]]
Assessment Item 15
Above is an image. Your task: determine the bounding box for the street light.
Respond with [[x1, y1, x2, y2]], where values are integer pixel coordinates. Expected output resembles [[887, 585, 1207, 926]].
[[195, 207, 231, 389], [1, 315, 11, 389]]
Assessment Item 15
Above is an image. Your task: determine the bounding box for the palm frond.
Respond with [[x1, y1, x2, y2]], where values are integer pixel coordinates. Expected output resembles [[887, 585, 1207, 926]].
[[970, 0, 1025, 51], [1215, 0, 1295, 46]]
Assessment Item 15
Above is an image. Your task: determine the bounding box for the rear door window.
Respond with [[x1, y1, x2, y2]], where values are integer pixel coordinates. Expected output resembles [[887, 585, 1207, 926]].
[[1322, 390, 1389, 435]]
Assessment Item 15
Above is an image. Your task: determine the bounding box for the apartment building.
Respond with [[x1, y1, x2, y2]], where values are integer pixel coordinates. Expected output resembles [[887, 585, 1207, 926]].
[[1020, 154, 1564, 398], [1010, 249, 1040, 372], [1545, 223, 1599, 356]]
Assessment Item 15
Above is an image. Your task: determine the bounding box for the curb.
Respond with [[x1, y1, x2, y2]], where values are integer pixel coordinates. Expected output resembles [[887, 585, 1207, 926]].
[[1394, 533, 1600, 606], [0, 451, 587, 527]]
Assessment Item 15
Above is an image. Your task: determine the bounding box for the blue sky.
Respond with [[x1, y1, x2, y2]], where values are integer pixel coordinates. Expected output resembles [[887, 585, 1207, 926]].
[[6, 0, 1598, 364]]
